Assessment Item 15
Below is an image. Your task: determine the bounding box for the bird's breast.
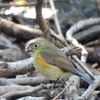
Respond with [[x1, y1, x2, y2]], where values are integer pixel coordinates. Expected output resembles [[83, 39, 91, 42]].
[[35, 53, 54, 68]]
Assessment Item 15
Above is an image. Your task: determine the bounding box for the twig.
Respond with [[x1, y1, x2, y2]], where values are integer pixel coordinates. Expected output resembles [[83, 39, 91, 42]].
[[72, 55, 95, 80], [35, 0, 50, 38], [76, 76, 100, 100], [35, 0, 66, 48], [52, 80, 74, 100], [0, 83, 59, 99], [49, 0, 64, 38], [0, 84, 45, 99], [50, 28, 69, 47], [65, 76, 80, 99]]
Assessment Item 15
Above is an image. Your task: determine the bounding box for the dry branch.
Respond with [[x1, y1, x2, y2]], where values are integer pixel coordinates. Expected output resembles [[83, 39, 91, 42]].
[[73, 25, 100, 42], [8, 77, 48, 85], [0, 0, 99, 99], [0, 85, 32, 95], [35, 0, 68, 48], [0, 58, 34, 77], [0, 83, 60, 99], [16, 96, 43, 100], [77, 76, 100, 100], [0, 84, 45, 99], [66, 17, 100, 39], [35, 0, 51, 38], [65, 76, 80, 99], [66, 17, 100, 62], [52, 81, 74, 100], [0, 17, 42, 41], [72, 55, 95, 80]]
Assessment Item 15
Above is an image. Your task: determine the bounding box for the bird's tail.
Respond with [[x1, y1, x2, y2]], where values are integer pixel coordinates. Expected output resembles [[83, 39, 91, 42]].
[[75, 69, 94, 84], [69, 58, 94, 84]]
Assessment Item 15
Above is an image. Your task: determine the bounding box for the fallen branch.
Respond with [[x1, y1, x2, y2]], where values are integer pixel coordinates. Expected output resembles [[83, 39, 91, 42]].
[[0, 84, 45, 99], [0, 83, 60, 99], [65, 75, 80, 99], [66, 17, 100, 62], [0, 85, 32, 95], [0, 17, 42, 41], [76, 76, 100, 100], [73, 25, 100, 42], [72, 55, 95, 80], [66, 17, 100, 39], [0, 58, 34, 77], [8, 77, 48, 85]]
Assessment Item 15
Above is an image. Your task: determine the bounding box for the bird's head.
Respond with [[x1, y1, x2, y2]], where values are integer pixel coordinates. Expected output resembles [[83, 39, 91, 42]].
[[25, 38, 48, 54]]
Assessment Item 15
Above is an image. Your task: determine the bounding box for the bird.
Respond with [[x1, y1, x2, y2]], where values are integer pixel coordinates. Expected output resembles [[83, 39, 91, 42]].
[[25, 37, 94, 84]]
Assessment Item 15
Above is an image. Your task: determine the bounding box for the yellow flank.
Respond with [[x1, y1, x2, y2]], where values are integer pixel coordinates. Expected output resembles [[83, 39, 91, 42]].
[[34, 53, 71, 80], [36, 53, 53, 68]]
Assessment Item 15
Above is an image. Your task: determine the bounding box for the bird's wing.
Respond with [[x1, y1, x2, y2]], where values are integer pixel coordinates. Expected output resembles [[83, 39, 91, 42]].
[[40, 48, 94, 84], [40, 48, 80, 76]]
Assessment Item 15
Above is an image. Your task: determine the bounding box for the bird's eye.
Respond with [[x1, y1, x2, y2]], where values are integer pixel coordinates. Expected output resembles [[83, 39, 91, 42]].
[[34, 44, 39, 48]]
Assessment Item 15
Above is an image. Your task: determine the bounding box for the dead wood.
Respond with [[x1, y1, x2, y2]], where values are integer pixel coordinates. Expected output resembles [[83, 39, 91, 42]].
[[8, 77, 48, 85], [66, 17, 100, 40], [77, 76, 100, 100], [16, 96, 43, 100], [0, 0, 99, 100], [73, 25, 100, 43], [0, 84, 45, 99], [0, 85, 32, 96], [0, 83, 61, 100], [0, 17, 42, 41], [0, 58, 34, 77], [35, 0, 68, 48], [0, 16, 66, 48], [35, 0, 51, 39], [65, 76, 80, 99]]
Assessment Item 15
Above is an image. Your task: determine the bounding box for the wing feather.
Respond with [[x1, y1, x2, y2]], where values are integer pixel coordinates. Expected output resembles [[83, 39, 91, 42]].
[[40, 48, 80, 76]]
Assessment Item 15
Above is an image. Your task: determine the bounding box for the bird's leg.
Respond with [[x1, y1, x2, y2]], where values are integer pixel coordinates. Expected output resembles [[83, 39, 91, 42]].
[[52, 78, 68, 98], [52, 78, 60, 89], [58, 78, 67, 89]]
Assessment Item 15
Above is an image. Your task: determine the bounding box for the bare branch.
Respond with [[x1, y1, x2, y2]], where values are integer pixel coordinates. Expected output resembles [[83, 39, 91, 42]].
[[73, 25, 100, 42], [77, 76, 100, 100], [66, 17, 100, 39], [52, 81, 74, 100], [8, 77, 48, 85], [35, 0, 51, 39], [0, 17, 42, 41], [0, 84, 45, 99], [0, 58, 34, 77]]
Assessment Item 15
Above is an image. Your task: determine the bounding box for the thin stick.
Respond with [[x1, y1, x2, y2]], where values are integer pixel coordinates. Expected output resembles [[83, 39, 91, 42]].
[[72, 55, 95, 80], [49, 0, 64, 38], [52, 80, 74, 100]]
